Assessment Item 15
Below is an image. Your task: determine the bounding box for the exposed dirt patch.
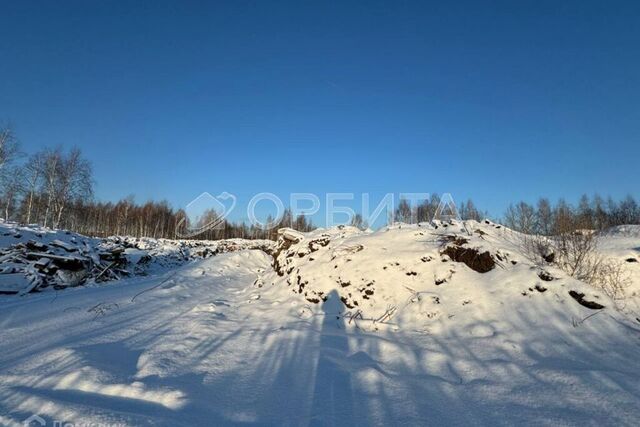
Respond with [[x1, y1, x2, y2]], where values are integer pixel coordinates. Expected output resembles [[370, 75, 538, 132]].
[[441, 246, 495, 273], [340, 295, 357, 309], [569, 291, 604, 310], [338, 278, 351, 288], [538, 271, 555, 281], [308, 236, 330, 252], [438, 235, 469, 247], [360, 281, 375, 299], [304, 290, 326, 304], [534, 284, 547, 293]]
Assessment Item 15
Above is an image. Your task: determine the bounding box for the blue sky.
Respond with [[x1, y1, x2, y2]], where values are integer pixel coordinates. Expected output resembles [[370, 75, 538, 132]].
[[1, 0, 639, 224]]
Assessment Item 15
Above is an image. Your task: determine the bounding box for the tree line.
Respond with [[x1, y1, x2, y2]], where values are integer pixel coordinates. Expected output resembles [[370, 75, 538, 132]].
[[349, 196, 484, 230], [503, 195, 640, 235], [1, 125, 639, 239], [0, 125, 315, 239], [68, 198, 314, 240]]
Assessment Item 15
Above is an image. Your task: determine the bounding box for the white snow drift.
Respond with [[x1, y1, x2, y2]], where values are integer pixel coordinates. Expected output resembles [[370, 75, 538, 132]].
[[0, 220, 639, 426]]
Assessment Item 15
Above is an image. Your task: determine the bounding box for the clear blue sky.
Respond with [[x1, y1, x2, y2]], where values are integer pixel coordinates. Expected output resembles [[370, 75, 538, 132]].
[[1, 0, 639, 223]]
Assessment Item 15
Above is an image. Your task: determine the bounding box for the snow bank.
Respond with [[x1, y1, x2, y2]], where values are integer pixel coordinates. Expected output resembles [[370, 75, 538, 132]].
[[260, 220, 635, 332], [1, 221, 639, 425]]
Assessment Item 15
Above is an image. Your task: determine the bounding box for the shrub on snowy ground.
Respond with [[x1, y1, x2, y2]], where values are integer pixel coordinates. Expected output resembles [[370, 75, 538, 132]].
[[589, 259, 632, 306], [521, 229, 632, 306]]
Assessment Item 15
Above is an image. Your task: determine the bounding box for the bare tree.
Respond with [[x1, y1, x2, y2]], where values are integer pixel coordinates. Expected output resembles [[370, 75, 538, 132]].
[[576, 194, 594, 229], [535, 198, 553, 235], [417, 194, 440, 222], [553, 199, 574, 234], [552, 230, 599, 278], [22, 152, 45, 224], [592, 194, 609, 230], [0, 125, 22, 217], [460, 199, 481, 221], [504, 201, 536, 233], [41, 147, 62, 228], [1, 166, 25, 220], [591, 259, 632, 304], [349, 213, 368, 230], [52, 148, 93, 228], [0, 125, 20, 177], [617, 195, 640, 225], [395, 199, 412, 223]]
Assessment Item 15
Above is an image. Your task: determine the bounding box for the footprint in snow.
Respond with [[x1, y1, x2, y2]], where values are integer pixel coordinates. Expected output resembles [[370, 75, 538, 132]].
[[211, 299, 231, 307], [469, 324, 495, 338], [191, 302, 217, 312]]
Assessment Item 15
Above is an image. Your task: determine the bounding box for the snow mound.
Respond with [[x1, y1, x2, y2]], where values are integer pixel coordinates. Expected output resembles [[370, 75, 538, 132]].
[[261, 220, 635, 331], [603, 225, 640, 238], [1, 221, 640, 425]]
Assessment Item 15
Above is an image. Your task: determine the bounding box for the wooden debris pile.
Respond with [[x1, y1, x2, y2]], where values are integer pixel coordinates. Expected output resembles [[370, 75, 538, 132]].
[[0, 238, 131, 294], [0, 235, 275, 295]]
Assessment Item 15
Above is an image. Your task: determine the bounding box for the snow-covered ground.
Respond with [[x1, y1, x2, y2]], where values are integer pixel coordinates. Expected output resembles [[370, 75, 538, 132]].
[[1, 221, 640, 426]]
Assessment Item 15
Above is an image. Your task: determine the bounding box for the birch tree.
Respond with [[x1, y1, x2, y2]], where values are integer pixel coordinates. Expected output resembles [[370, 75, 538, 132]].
[[52, 148, 92, 228]]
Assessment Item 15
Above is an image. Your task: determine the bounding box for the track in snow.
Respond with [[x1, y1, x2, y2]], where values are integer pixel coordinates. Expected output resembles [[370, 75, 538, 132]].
[[1, 249, 640, 426]]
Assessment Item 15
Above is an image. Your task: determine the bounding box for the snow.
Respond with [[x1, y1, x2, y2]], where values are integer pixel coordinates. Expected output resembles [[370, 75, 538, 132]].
[[1, 221, 640, 425], [0, 220, 274, 294], [596, 225, 640, 315]]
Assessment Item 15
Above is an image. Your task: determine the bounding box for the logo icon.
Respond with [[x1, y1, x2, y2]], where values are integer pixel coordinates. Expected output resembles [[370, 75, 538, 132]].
[[23, 414, 46, 426], [176, 192, 236, 238]]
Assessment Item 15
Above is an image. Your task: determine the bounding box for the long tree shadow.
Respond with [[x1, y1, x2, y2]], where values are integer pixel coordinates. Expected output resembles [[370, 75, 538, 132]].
[[310, 290, 352, 426]]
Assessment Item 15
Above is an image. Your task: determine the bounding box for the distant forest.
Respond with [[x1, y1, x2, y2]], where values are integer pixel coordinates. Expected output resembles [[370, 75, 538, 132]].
[[1, 125, 639, 240]]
